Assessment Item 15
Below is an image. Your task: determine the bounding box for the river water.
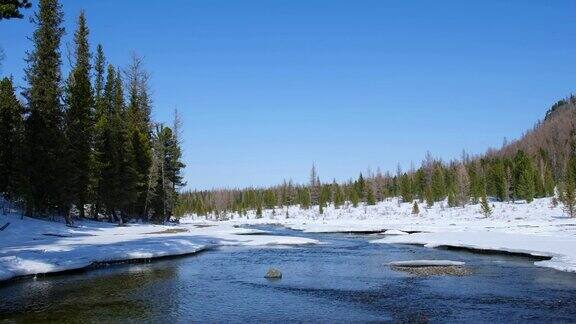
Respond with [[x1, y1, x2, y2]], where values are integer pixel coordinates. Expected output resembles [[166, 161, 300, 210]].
[[1, 226, 575, 323]]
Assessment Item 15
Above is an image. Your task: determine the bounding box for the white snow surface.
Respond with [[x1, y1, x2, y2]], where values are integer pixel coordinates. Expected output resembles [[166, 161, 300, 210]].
[[183, 197, 576, 273], [0, 212, 317, 282]]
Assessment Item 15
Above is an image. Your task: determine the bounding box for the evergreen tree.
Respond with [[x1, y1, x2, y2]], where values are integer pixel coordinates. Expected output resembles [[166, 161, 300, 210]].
[[148, 125, 186, 222], [0, 0, 31, 20], [412, 201, 420, 215], [350, 188, 359, 208], [560, 148, 576, 217], [356, 173, 366, 200], [399, 173, 413, 203], [431, 165, 446, 201], [559, 173, 576, 218], [23, 0, 67, 216], [333, 182, 344, 208], [125, 53, 152, 217], [513, 151, 535, 202], [447, 189, 457, 207], [299, 187, 311, 209], [0, 77, 26, 201], [91, 44, 106, 218], [64, 11, 93, 218], [480, 194, 492, 217], [366, 185, 376, 205]]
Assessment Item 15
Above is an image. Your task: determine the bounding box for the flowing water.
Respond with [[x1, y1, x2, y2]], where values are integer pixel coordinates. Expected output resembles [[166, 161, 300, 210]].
[[1, 226, 575, 323]]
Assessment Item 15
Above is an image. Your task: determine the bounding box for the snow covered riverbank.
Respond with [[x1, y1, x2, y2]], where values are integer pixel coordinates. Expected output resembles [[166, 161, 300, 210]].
[[0, 213, 317, 282], [186, 197, 576, 273], [2, 197, 575, 283]]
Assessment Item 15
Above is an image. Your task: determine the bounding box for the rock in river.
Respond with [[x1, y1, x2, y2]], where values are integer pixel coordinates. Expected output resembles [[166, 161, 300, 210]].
[[265, 268, 283, 279], [389, 260, 471, 276]]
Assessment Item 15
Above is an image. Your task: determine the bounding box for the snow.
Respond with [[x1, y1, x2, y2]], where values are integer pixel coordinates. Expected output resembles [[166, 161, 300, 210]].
[[0, 212, 318, 282], [3, 196, 576, 282], [388, 260, 466, 267], [184, 197, 576, 273]]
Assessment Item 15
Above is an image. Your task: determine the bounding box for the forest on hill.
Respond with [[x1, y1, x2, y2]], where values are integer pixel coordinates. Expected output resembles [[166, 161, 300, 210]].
[[177, 96, 576, 219], [0, 0, 186, 224]]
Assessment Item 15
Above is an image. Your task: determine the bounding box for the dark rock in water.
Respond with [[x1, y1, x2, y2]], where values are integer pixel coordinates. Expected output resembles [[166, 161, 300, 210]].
[[265, 268, 282, 279], [391, 265, 472, 276], [388, 259, 471, 276]]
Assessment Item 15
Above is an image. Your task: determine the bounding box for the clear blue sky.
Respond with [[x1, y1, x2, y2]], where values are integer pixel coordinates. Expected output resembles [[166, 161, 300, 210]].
[[2, 0, 576, 190]]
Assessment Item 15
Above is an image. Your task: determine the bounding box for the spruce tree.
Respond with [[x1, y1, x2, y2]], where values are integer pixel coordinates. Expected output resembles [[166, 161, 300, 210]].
[[91, 44, 106, 218], [431, 165, 446, 201], [24, 0, 67, 216], [148, 125, 186, 222], [412, 201, 420, 215], [447, 189, 457, 207], [425, 186, 433, 208], [0, 0, 31, 20], [350, 188, 359, 208], [513, 150, 535, 202], [125, 54, 152, 217], [64, 10, 93, 218], [366, 185, 376, 205], [0, 77, 26, 202], [399, 173, 413, 203], [480, 194, 492, 217], [333, 182, 344, 208], [114, 69, 138, 221]]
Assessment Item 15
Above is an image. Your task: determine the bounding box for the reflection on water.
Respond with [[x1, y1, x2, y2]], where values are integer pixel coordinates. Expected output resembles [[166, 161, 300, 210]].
[[1, 226, 575, 322]]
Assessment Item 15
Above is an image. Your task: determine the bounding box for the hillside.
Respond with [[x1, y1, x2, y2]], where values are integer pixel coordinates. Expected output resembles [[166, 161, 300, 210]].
[[178, 96, 576, 218]]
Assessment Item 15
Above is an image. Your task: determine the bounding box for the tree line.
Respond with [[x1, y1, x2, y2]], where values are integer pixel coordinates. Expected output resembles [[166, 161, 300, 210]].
[[178, 98, 576, 219], [0, 0, 185, 223]]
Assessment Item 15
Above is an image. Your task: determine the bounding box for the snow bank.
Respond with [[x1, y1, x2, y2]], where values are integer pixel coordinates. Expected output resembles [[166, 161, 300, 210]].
[[0, 214, 318, 282], [374, 231, 576, 272], [184, 197, 576, 272]]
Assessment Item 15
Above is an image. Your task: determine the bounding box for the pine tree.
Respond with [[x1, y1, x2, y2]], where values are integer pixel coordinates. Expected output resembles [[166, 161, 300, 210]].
[[96, 66, 138, 223], [366, 185, 376, 205], [64, 10, 93, 218], [350, 188, 359, 208], [0, 77, 26, 202], [513, 150, 535, 202], [333, 182, 344, 208], [24, 0, 67, 216], [480, 194, 492, 217], [356, 173, 366, 200], [148, 125, 186, 222], [412, 201, 420, 215], [125, 53, 152, 217], [256, 203, 262, 218], [0, 0, 31, 20], [559, 175, 576, 218], [431, 165, 446, 201], [399, 173, 413, 203], [447, 189, 457, 207], [299, 187, 311, 209], [91, 44, 106, 218]]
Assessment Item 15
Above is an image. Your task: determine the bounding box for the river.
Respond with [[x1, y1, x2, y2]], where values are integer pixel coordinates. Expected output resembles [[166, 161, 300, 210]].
[[1, 225, 575, 322]]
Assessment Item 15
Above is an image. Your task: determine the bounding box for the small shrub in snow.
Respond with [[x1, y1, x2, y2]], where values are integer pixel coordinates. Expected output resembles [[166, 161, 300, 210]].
[[412, 201, 420, 215]]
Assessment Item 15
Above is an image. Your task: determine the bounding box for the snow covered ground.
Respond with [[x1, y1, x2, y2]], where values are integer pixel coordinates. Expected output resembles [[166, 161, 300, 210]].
[[2, 197, 575, 282], [185, 197, 576, 273], [0, 211, 317, 282]]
